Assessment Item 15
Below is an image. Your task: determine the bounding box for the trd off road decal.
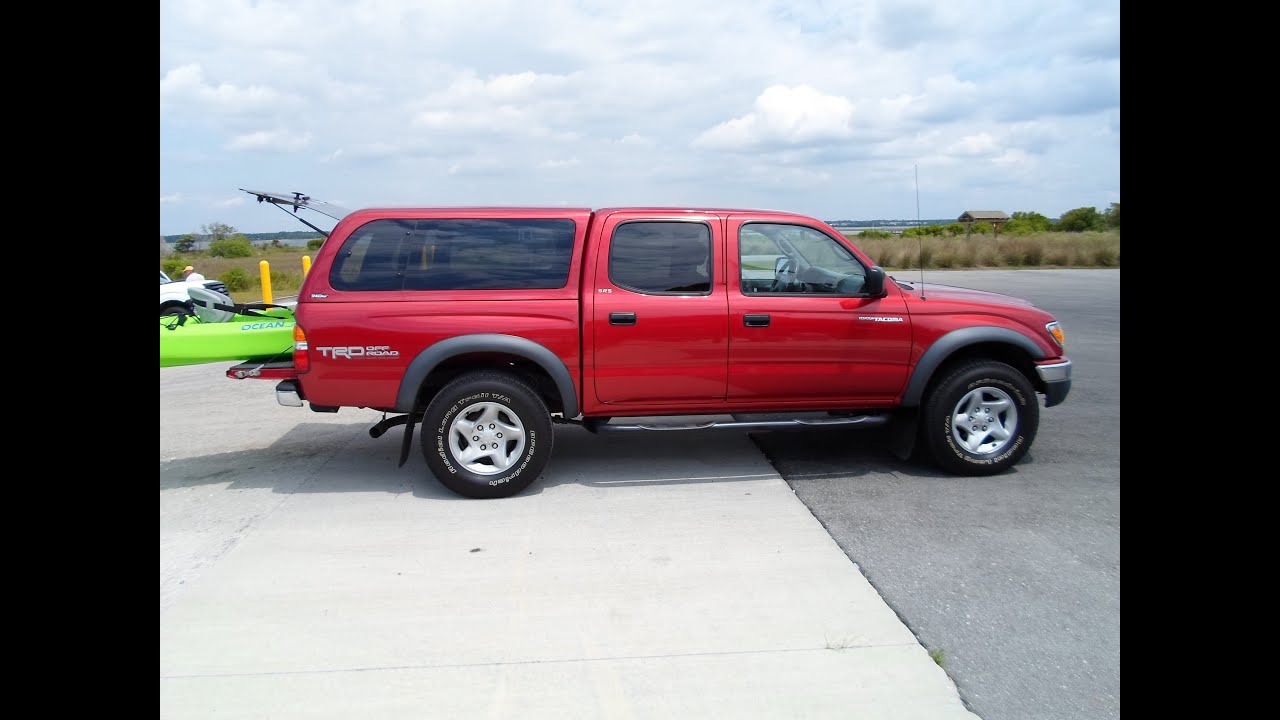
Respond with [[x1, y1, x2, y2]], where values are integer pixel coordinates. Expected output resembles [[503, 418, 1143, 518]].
[[315, 345, 401, 358]]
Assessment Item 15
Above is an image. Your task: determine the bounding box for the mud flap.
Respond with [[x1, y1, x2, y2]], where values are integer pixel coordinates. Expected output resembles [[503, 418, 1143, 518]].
[[887, 409, 918, 461], [398, 412, 422, 468]]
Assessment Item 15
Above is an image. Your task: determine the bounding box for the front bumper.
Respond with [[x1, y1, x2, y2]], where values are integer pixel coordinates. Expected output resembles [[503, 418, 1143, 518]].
[[1036, 360, 1072, 408]]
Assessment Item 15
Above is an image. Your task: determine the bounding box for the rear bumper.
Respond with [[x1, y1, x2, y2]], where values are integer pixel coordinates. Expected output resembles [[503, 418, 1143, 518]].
[[1036, 360, 1072, 408], [275, 380, 304, 407]]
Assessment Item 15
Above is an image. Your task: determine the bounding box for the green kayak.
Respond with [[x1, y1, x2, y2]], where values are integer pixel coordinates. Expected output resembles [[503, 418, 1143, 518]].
[[160, 306, 296, 368]]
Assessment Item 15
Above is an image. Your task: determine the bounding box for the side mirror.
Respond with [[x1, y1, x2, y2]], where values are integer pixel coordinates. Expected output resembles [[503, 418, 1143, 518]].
[[864, 266, 887, 297], [774, 256, 789, 274]]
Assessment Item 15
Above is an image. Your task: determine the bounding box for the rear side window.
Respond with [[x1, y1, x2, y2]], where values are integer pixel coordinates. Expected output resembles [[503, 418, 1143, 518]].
[[330, 218, 576, 291], [609, 221, 712, 294]]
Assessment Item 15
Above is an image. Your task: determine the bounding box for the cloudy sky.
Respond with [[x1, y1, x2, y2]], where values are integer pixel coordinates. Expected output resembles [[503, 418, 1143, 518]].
[[159, 0, 1120, 235]]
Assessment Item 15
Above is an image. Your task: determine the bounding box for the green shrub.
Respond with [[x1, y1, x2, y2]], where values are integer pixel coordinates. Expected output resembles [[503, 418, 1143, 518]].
[[209, 237, 254, 258], [855, 229, 894, 239], [162, 258, 188, 277], [1006, 212, 1054, 234], [259, 269, 302, 290], [306, 238, 324, 251], [1057, 206, 1104, 232], [221, 268, 252, 292], [904, 225, 946, 238]]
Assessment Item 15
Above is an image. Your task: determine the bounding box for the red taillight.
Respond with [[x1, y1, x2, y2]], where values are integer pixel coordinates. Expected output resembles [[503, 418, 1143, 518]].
[[293, 324, 309, 373]]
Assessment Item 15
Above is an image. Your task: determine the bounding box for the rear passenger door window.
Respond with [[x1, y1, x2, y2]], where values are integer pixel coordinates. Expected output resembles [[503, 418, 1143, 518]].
[[608, 221, 712, 295]]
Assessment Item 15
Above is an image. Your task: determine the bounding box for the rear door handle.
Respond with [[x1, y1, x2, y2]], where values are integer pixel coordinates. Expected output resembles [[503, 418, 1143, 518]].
[[609, 312, 637, 326], [744, 314, 771, 327]]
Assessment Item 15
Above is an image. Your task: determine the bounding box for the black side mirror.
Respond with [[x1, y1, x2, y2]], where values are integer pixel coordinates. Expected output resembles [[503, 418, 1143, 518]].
[[864, 266, 887, 297]]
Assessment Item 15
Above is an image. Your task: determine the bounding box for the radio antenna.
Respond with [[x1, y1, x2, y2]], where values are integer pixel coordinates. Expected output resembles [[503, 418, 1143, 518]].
[[916, 164, 926, 300]]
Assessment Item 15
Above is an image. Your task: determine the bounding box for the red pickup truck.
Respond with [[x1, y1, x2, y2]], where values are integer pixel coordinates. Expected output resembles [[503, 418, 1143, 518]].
[[230, 190, 1071, 498]]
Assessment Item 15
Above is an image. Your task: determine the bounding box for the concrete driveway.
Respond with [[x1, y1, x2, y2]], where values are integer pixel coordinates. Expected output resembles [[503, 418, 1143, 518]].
[[161, 364, 977, 719]]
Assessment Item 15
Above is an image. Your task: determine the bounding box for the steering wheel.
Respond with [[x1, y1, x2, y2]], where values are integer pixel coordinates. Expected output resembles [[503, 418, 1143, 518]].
[[770, 259, 797, 292]]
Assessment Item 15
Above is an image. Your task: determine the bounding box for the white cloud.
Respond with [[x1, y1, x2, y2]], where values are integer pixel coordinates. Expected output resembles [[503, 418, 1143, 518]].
[[159, 0, 1120, 233], [160, 193, 184, 204], [617, 133, 654, 146], [694, 85, 855, 150], [159, 64, 291, 115], [538, 158, 581, 169], [993, 148, 1034, 167], [224, 130, 313, 152], [214, 196, 246, 209], [948, 133, 1000, 157]]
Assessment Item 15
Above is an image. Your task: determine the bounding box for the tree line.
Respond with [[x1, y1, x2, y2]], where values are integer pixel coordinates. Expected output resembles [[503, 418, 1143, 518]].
[[167, 223, 324, 257], [854, 203, 1120, 239]]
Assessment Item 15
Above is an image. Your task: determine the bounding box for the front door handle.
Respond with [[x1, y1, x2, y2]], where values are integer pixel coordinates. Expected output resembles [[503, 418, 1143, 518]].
[[609, 312, 637, 326], [744, 314, 771, 327]]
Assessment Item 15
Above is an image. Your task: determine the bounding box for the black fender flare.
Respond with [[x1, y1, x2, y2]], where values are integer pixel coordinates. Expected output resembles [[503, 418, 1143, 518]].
[[395, 334, 578, 416], [901, 326, 1046, 407]]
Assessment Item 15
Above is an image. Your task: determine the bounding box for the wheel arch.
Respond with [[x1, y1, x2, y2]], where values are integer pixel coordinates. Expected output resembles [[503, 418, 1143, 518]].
[[395, 334, 578, 417], [901, 327, 1047, 407]]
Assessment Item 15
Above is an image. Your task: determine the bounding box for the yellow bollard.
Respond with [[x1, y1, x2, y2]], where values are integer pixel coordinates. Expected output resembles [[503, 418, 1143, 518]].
[[259, 260, 273, 304], [302, 255, 311, 277]]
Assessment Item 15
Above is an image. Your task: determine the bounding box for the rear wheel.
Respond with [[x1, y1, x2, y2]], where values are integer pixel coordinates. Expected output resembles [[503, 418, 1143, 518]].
[[421, 371, 554, 499], [920, 361, 1039, 475]]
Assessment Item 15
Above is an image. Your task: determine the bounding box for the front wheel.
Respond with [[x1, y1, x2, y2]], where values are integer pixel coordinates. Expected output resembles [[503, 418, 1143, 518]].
[[920, 361, 1039, 475], [421, 371, 554, 499]]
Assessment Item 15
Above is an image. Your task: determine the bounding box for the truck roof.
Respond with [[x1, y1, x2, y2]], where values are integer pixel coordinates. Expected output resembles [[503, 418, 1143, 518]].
[[241, 189, 825, 231], [339, 204, 815, 217], [593, 206, 815, 218]]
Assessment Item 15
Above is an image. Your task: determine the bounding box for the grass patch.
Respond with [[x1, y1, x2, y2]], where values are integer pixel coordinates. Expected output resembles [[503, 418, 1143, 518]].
[[929, 648, 945, 667]]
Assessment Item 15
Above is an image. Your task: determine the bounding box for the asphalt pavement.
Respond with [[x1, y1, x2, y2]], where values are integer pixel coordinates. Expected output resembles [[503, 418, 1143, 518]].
[[749, 269, 1120, 720]]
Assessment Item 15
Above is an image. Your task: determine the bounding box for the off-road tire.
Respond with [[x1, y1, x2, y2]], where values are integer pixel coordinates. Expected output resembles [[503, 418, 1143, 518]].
[[421, 371, 553, 499], [920, 360, 1039, 476]]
